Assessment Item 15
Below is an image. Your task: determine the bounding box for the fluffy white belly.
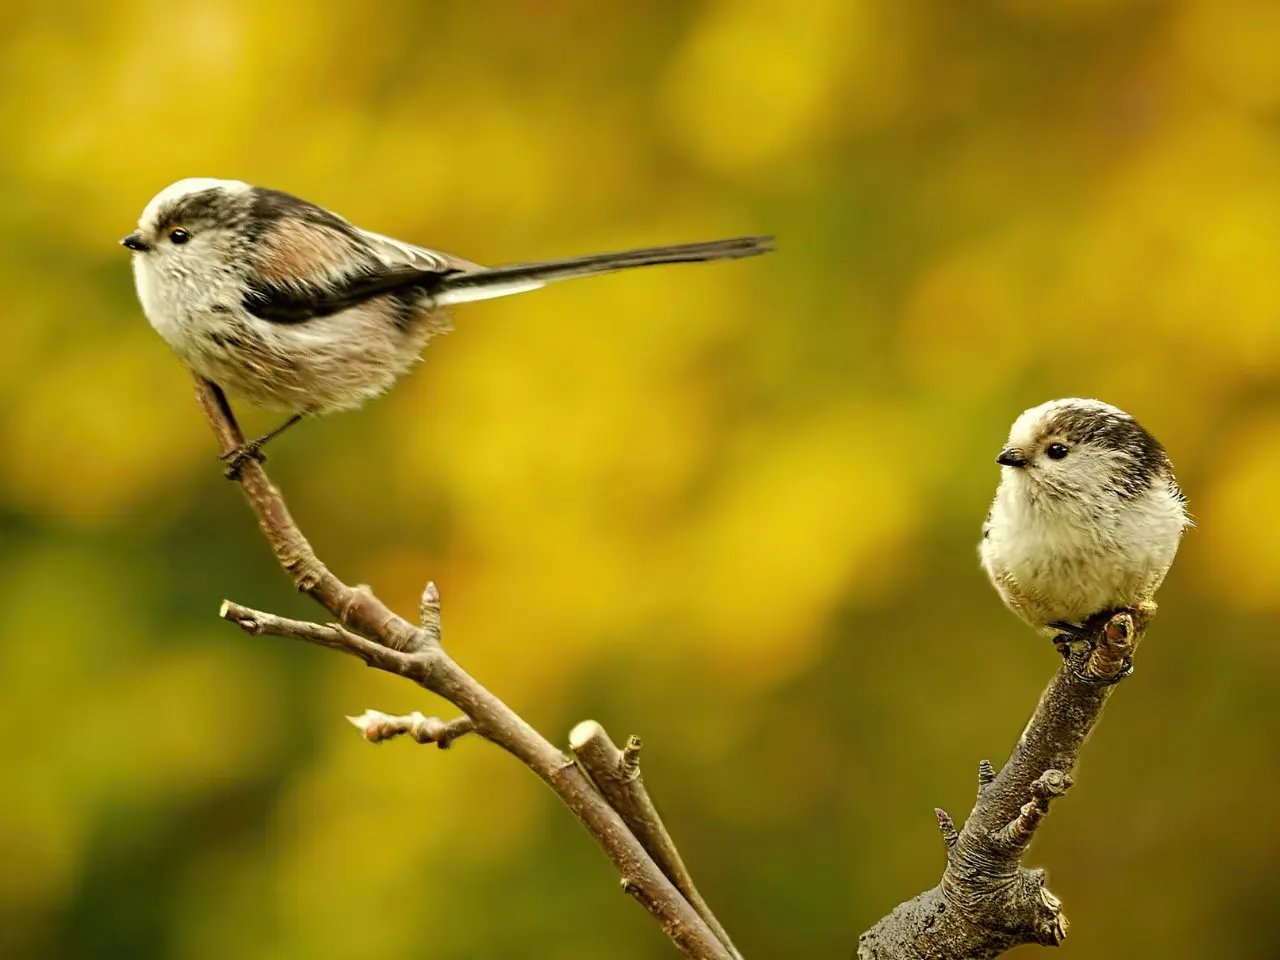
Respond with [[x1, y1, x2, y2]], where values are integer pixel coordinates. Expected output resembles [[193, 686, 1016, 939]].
[[981, 486, 1183, 633]]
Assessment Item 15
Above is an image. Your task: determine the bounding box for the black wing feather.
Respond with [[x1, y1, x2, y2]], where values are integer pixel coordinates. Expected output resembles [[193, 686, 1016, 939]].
[[241, 265, 459, 324]]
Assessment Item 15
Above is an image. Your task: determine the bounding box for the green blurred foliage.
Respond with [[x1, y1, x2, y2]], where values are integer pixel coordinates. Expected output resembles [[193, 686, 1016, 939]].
[[1, 1, 1278, 958]]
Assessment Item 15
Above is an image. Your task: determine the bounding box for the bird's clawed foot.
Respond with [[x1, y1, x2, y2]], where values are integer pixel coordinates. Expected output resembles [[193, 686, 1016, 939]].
[[220, 440, 268, 479], [217, 412, 306, 480], [1052, 606, 1152, 684], [1049, 620, 1092, 662], [1069, 647, 1134, 685]]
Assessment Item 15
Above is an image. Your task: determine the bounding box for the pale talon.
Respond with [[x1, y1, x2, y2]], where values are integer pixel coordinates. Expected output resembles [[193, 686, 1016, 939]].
[[1071, 658, 1134, 686]]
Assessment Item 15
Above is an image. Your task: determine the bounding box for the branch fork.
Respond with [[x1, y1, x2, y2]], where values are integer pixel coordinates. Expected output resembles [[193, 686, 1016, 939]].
[[194, 377, 736, 960]]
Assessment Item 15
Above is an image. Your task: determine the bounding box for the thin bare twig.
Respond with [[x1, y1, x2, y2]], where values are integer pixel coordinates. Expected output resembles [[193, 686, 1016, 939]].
[[219, 600, 418, 675], [857, 608, 1151, 959], [347, 709, 476, 748], [193, 377, 733, 960], [569, 721, 743, 960]]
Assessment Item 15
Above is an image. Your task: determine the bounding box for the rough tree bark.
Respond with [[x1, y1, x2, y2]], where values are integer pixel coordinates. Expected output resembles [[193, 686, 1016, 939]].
[[192, 375, 1154, 960], [858, 607, 1153, 959]]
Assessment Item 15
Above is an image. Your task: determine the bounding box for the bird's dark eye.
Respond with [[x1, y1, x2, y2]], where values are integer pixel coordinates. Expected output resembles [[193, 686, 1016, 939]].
[[169, 228, 190, 245], [1046, 443, 1069, 460]]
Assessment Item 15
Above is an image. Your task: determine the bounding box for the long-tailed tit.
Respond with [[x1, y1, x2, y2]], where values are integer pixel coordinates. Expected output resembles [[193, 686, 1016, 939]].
[[121, 178, 773, 471], [980, 398, 1190, 658]]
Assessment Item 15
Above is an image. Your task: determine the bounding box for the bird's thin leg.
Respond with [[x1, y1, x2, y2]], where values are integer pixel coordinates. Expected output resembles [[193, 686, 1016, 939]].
[[1047, 620, 1090, 639], [221, 412, 307, 479]]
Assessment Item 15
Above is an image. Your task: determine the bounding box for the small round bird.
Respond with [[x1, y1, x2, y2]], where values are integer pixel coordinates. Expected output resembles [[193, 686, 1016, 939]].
[[979, 398, 1190, 643], [121, 178, 773, 470]]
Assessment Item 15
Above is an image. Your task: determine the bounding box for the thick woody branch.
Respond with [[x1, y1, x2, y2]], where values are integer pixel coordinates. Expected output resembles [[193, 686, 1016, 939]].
[[193, 377, 733, 960], [858, 607, 1153, 960]]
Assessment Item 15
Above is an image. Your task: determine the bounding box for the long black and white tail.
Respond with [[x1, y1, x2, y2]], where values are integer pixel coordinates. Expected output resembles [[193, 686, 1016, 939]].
[[434, 235, 773, 306]]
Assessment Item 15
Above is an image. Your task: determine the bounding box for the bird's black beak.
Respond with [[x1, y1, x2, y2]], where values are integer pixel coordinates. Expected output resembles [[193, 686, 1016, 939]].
[[996, 448, 1029, 468], [121, 232, 150, 252]]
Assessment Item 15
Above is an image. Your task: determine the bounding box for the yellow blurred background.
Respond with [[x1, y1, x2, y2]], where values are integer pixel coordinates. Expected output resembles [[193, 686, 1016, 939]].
[[2, 1, 1278, 958]]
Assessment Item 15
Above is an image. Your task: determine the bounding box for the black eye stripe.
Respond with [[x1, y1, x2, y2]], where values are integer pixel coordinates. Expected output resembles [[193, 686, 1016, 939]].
[[169, 228, 190, 244]]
